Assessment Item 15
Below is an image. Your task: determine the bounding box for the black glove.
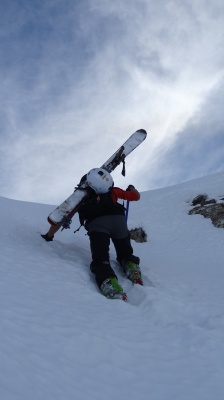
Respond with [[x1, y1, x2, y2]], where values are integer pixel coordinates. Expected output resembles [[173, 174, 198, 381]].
[[126, 185, 135, 191]]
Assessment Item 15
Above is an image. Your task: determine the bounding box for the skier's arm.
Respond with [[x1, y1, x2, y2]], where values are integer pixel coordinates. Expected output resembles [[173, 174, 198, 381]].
[[112, 186, 140, 202], [126, 185, 140, 200]]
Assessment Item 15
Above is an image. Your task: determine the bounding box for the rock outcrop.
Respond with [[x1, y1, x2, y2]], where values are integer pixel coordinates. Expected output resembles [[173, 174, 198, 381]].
[[189, 194, 224, 228]]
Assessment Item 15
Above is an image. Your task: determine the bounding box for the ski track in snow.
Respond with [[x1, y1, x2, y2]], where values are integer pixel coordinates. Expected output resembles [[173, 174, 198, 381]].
[[1, 172, 224, 399]]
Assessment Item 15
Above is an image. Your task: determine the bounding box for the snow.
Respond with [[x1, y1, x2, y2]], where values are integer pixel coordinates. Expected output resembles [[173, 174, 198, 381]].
[[1, 171, 224, 400]]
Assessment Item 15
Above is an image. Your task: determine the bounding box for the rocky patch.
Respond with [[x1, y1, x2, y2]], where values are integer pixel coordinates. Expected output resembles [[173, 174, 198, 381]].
[[129, 227, 147, 243], [189, 194, 224, 228]]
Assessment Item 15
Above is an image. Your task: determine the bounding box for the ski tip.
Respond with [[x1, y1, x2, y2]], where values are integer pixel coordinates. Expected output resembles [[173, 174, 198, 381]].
[[137, 128, 147, 135]]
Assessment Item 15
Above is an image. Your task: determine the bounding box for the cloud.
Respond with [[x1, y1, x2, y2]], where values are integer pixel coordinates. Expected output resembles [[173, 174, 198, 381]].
[[0, 0, 224, 204], [144, 81, 224, 189]]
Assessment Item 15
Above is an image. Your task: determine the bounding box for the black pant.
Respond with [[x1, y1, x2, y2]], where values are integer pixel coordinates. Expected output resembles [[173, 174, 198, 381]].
[[89, 231, 139, 287]]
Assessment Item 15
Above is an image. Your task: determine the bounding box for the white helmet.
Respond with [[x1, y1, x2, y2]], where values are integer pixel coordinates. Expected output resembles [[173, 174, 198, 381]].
[[86, 168, 114, 194]]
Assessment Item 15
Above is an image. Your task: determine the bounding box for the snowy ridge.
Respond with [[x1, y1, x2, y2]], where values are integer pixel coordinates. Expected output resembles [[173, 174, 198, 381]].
[[1, 172, 224, 400]]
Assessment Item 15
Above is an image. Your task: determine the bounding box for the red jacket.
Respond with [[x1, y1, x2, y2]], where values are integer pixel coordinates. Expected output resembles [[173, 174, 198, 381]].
[[111, 187, 140, 203]]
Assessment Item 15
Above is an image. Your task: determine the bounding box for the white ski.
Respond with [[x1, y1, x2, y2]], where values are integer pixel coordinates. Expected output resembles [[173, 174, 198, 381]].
[[48, 129, 147, 226]]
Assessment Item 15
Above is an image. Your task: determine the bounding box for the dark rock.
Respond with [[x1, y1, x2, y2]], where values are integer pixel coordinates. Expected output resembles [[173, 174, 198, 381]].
[[202, 199, 216, 205], [189, 203, 224, 228], [129, 227, 147, 243], [192, 194, 207, 206]]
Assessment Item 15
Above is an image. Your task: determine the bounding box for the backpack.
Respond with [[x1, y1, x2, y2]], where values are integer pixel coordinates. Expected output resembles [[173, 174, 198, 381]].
[[78, 189, 125, 225]]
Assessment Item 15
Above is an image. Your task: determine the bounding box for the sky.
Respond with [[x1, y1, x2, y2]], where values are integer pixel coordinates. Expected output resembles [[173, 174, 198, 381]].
[[1, 171, 224, 399], [0, 0, 224, 204]]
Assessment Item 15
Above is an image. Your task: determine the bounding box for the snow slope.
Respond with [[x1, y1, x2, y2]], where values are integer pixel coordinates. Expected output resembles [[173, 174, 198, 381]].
[[1, 172, 224, 400]]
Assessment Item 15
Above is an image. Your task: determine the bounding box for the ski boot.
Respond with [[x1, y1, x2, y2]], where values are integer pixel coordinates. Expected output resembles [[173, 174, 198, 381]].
[[100, 277, 127, 301], [124, 261, 143, 285]]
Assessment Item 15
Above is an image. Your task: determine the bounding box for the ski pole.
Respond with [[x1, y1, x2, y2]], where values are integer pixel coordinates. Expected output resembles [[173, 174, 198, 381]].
[[125, 200, 130, 221]]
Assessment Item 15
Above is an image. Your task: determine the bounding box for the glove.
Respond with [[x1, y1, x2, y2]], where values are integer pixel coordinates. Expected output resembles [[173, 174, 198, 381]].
[[126, 184, 135, 191]]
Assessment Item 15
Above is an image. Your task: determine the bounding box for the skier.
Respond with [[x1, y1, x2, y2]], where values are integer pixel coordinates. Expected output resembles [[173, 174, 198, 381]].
[[42, 167, 142, 300], [77, 168, 142, 300]]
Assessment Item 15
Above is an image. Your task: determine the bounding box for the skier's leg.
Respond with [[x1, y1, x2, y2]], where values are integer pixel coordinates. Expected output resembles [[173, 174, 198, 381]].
[[112, 235, 140, 266], [112, 235, 142, 285], [89, 231, 117, 286], [89, 231, 126, 299]]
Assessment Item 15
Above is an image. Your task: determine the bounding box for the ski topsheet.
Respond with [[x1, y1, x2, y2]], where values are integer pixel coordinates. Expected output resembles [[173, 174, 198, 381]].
[[48, 129, 147, 226]]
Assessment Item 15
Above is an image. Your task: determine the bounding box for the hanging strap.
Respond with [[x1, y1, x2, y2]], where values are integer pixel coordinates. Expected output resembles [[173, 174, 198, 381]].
[[74, 224, 83, 234], [121, 159, 126, 176]]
